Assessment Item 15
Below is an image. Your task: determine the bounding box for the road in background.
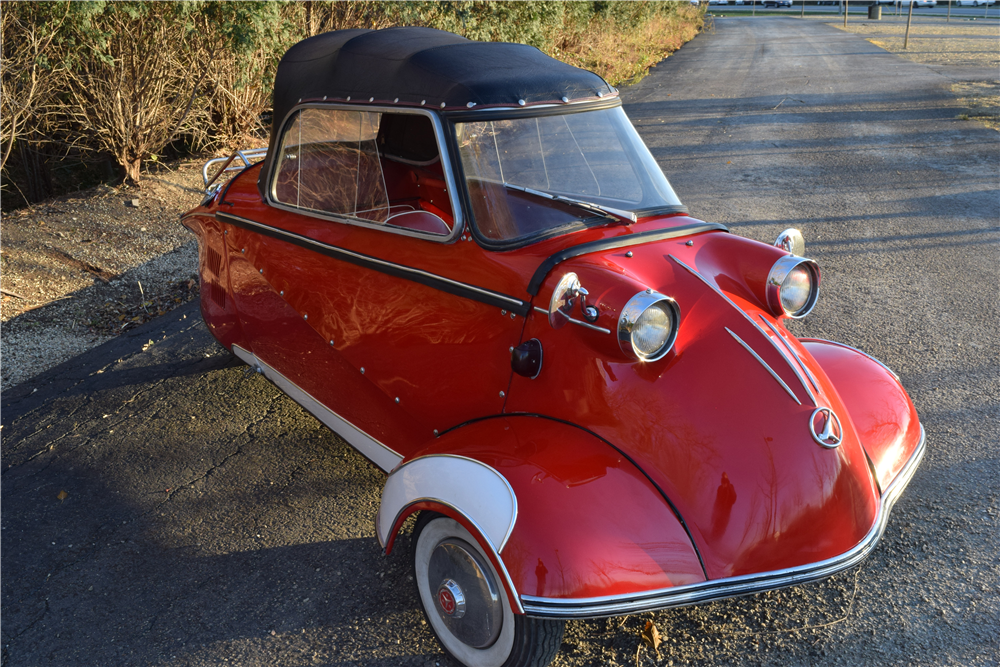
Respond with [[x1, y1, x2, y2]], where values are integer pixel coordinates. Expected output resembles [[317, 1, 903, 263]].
[[3, 17, 998, 667], [710, 2, 1000, 18]]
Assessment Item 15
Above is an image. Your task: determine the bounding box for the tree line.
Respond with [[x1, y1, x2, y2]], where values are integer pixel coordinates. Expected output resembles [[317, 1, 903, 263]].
[[0, 1, 703, 208]]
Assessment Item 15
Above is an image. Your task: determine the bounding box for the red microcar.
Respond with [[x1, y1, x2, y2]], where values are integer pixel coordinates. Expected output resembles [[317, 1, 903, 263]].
[[182, 27, 925, 667]]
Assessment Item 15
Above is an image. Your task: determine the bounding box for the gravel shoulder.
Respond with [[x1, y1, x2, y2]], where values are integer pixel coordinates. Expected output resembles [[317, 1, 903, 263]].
[[1, 163, 208, 389]]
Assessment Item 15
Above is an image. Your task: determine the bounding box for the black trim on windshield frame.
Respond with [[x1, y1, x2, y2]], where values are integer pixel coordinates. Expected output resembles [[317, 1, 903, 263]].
[[527, 222, 729, 296], [216, 212, 530, 316]]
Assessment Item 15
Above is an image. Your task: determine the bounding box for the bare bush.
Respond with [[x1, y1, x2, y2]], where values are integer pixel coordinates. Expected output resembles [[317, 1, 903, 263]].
[[0, 5, 67, 173], [57, 4, 211, 185]]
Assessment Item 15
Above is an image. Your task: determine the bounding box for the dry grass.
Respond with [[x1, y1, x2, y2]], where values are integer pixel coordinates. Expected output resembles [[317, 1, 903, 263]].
[[833, 18, 1000, 129], [553, 7, 706, 86], [952, 80, 1000, 129]]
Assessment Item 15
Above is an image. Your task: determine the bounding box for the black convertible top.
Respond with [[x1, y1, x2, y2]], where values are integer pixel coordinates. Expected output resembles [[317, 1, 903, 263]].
[[271, 27, 614, 116], [258, 27, 615, 199]]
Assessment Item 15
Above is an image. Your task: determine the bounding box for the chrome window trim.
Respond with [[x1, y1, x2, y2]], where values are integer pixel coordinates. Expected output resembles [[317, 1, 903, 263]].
[[520, 425, 925, 619], [442, 95, 622, 122], [231, 345, 403, 472], [265, 103, 465, 243]]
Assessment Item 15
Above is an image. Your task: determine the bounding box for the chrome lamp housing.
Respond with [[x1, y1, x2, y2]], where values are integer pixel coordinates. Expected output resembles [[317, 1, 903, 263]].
[[617, 290, 680, 362], [766, 256, 820, 318]]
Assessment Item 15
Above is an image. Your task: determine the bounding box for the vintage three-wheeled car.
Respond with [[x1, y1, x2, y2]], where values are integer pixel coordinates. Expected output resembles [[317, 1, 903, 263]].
[[182, 27, 925, 667]]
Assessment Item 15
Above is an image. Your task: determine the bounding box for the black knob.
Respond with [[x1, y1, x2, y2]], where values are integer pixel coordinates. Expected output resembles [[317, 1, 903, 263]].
[[511, 339, 543, 379]]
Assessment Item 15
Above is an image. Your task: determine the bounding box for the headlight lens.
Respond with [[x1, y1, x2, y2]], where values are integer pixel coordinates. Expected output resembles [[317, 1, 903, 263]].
[[766, 256, 820, 318], [781, 266, 812, 314], [618, 290, 680, 361]]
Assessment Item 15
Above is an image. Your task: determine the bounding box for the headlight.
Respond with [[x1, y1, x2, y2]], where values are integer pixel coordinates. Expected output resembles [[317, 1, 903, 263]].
[[618, 290, 680, 361], [766, 256, 820, 318]]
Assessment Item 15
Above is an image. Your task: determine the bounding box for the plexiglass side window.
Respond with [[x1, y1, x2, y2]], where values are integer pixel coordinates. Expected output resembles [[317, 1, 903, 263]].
[[271, 108, 454, 236]]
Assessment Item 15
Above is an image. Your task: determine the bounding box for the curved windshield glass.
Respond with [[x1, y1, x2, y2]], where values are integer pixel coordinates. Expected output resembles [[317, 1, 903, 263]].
[[455, 106, 682, 243]]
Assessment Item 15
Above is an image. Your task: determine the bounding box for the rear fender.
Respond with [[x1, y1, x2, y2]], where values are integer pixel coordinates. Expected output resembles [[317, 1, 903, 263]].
[[378, 415, 706, 606], [181, 212, 246, 350], [801, 339, 921, 490]]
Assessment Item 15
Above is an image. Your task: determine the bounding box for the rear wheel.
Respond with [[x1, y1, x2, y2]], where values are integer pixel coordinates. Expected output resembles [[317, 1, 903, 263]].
[[412, 513, 564, 667]]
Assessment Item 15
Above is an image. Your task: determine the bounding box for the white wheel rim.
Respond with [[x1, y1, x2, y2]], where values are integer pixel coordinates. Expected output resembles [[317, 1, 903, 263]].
[[415, 517, 516, 667]]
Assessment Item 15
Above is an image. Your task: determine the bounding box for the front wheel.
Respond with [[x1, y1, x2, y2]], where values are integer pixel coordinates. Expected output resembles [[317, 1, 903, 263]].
[[413, 513, 565, 667]]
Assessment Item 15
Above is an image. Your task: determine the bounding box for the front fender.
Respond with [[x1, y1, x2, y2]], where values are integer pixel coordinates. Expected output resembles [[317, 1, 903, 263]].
[[801, 339, 921, 490], [379, 415, 706, 603]]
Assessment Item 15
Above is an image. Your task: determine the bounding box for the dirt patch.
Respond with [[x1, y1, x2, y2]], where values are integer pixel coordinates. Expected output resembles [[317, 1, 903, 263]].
[[830, 16, 1000, 129], [1, 160, 209, 389]]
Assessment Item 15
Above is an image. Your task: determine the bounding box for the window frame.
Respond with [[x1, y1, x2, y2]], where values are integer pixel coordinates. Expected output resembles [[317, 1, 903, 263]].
[[444, 101, 688, 251], [265, 103, 464, 244]]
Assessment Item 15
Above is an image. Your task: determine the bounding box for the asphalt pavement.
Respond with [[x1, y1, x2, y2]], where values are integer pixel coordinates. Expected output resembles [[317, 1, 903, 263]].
[[3, 17, 998, 667]]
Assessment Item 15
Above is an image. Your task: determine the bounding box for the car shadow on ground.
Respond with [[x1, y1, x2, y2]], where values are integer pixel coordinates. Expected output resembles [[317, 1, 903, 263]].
[[2, 343, 448, 665]]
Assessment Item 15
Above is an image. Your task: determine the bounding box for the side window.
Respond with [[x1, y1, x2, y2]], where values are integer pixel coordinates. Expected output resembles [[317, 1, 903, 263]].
[[271, 108, 454, 236]]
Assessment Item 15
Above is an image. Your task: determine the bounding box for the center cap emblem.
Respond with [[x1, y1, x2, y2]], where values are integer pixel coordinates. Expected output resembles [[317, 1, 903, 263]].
[[810, 407, 843, 448], [436, 579, 466, 619]]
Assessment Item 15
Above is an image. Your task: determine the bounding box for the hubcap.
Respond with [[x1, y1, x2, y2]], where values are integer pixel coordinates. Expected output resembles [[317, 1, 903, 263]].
[[428, 538, 503, 648], [436, 579, 466, 618]]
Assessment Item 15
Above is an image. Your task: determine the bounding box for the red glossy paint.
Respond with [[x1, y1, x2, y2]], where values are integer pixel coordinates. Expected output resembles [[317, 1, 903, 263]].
[[505, 234, 880, 580], [409, 416, 706, 600], [183, 148, 918, 605], [181, 213, 247, 351], [801, 339, 922, 490]]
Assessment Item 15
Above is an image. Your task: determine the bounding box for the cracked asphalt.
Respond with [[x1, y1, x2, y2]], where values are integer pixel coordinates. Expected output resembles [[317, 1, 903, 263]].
[[3, 18, 998, 667]]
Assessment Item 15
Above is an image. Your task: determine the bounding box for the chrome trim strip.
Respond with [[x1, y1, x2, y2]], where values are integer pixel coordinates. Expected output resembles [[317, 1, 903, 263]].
[[532, 306, 611, 334], [761, 315, 822, 393], [725, 328, 802, 406], [520, 426, 926, 619], [669, 254, 775, 339], [218, 212, 529, 315], [232, 344, 403, 472], [669, 254, 813, 402], [799, 338, 902, 384], [757, 315, 818, 405]]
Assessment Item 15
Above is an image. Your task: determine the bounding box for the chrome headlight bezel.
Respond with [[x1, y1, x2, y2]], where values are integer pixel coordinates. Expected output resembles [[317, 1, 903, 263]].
[[766, 256, 820, 318], [617, 290, 680, 362]]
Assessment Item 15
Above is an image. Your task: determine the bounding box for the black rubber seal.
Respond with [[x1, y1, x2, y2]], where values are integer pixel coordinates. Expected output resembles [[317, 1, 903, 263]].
[[216, 212, 531, 316], [526, 222, 729, 296]]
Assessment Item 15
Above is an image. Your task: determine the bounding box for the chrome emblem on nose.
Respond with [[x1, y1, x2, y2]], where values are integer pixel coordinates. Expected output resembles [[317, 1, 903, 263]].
[[436, 579, 466, 619], [810, 407, 843, 448]]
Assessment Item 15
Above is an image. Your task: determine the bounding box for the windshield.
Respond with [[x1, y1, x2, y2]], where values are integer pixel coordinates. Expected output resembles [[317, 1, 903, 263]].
[[455, 106, 683, 243]]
